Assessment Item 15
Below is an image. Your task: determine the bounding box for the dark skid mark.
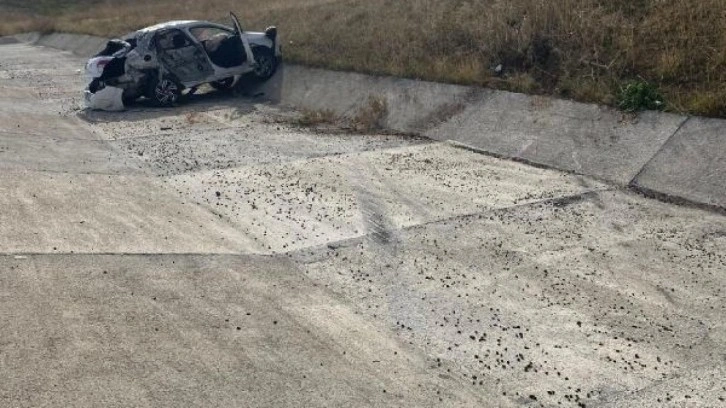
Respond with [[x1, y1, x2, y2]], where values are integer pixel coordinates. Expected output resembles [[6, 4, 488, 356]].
[[349, 165, 400, 250], [549, 191, 594, 208], [357, 190, 397, 247], [366, 210, 393, 245]]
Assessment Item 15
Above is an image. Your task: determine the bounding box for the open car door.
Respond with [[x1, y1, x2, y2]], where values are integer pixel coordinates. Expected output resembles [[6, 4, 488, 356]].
[[230, 12, 256, 66]]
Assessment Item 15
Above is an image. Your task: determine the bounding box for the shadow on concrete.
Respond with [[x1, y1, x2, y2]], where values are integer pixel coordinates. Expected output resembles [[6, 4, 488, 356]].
[[244, 63, 284, 104], [77, 89, 258, 124], [76, 65, 285, 124]]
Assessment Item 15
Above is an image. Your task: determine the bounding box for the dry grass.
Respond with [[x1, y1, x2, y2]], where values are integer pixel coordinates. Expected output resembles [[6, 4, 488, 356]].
[[2, 0, 726, 117], [294, 97, 387, 132], [351, 96, 388, 132], [296, 108, 338, 127], [0, 11, 55, 35]]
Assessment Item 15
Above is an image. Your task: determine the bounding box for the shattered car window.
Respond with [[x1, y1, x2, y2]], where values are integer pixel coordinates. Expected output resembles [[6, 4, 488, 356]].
[[156, 30, 193, 50], [190, 27, 232, 43], [191, 26, 234, 57]]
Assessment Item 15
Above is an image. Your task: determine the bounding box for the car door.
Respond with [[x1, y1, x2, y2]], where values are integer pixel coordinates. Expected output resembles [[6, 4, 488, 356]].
[[229, 12, 256, 66], [154, 28, 214, 84]]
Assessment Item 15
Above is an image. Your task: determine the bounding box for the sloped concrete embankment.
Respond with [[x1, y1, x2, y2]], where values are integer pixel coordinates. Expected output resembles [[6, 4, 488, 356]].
[[262, 65, 724, 212], [20, 32, 725, 211], [13, 32, 108, 57], [632, 117, 726, 210]]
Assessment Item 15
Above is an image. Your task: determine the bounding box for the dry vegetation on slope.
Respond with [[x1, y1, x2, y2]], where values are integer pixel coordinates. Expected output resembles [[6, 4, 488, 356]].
[[2, 0, 726, 117]]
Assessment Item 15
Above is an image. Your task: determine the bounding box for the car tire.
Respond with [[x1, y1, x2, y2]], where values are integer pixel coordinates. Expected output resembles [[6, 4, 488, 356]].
[[210, 77, 235, 91], [150, 76, 182, 107], [250, 47, 277, 81]]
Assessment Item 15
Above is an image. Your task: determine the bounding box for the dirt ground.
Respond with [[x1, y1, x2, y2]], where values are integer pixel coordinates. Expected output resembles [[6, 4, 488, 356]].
[[1, 40, 725, 407]]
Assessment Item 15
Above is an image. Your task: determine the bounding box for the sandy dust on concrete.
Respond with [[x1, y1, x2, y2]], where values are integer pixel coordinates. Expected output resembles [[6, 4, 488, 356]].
[[294, 190, 726, 407], [0, 254, 489, 407], [1, 40, 725, 407], [161, 143, 606, 254]]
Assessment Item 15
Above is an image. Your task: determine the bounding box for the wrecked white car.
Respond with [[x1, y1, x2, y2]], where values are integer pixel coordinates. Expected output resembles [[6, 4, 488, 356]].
[[85, 12, 280, 110]]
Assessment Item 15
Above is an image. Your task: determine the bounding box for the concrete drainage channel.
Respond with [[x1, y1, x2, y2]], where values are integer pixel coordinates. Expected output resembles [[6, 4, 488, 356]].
[[19, 31, 724, 213], [1, 33, 725, 407], [274, 67, 725, 213]]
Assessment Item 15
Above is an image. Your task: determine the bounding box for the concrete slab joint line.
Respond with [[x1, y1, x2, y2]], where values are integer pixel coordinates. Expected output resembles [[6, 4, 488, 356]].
[[631, 115, 726, 212], [628, 116, 692, 186]]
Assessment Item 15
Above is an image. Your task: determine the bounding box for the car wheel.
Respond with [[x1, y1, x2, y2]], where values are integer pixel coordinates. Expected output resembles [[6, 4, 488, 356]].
[[210, 77, 235, 91], [151, 76, 182, 107], [250, 47, 277, 81]]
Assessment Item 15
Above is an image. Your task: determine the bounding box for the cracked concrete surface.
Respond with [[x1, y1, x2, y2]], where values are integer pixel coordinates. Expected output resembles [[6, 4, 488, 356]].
[[1, 41, 725, 407]]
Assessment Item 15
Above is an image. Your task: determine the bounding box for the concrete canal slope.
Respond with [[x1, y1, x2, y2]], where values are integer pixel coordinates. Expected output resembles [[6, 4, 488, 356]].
[[12, 32, 726, 211], [0, 36, 724, 407], [633, 117, 726, 210]]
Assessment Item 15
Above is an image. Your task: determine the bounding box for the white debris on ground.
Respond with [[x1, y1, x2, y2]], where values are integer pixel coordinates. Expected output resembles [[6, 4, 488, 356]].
[[85, 85, 125, 111]]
